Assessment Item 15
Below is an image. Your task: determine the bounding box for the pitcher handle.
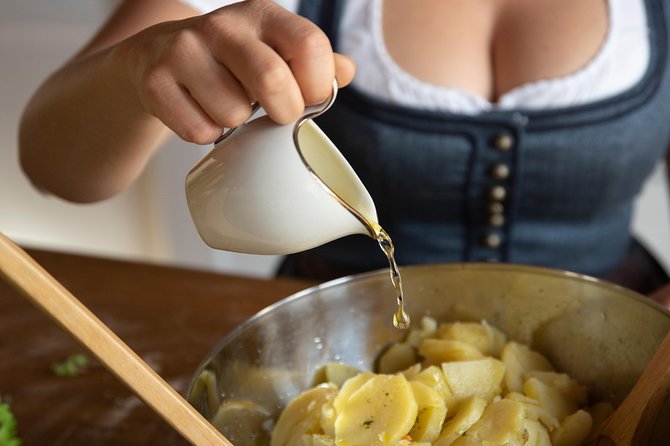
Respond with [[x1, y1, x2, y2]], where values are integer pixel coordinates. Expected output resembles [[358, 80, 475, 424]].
[[296, 79, 339, 124], [214, 80, 338, 145], [290, 81, 377, 239]]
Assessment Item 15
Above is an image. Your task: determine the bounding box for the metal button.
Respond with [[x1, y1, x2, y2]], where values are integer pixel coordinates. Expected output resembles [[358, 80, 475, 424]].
[[492, 134, 513, 151], [489, 186, 507, 201], [489, 202, 504, 214], [489, 213, 505, 227], [491, 163, 510, 180], [483, 233, 501, 248]]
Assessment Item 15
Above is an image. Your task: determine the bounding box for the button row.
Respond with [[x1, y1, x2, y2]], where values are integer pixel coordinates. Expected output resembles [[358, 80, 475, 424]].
[[482, 132, 513, 253]]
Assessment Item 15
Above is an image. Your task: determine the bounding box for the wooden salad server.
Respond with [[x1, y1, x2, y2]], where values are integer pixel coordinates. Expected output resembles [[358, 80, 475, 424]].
[[0, 232, 232, 446], [592, 326, 670, 445]]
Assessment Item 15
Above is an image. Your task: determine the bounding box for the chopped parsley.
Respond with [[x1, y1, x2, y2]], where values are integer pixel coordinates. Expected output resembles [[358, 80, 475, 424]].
[[51, 353, 89, 377], [0, 399, 20, 446], [362, 419, 374, 428]]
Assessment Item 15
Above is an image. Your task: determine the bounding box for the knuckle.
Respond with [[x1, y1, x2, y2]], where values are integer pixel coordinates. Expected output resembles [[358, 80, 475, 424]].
[[246, 0, 276, 15], [196, 12, 226, 37], [295, 27, 331, 57], [168, 29, 201, 58], [139, 67, 171, 105], [254, 63, 291, 97]]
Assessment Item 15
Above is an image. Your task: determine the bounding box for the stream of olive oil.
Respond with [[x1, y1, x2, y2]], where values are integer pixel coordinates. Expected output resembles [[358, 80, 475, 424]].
[[371, 223, 411, 330]]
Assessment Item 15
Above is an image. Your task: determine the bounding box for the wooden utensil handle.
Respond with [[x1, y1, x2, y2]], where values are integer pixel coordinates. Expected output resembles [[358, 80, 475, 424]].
[[0, 233, 232, 446], [596, 328, 670, 446]]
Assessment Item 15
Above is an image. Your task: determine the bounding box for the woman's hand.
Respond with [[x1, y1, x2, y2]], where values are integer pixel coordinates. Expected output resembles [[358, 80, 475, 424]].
[[19, 0, 355, 202], [117, 0, 355, 144]]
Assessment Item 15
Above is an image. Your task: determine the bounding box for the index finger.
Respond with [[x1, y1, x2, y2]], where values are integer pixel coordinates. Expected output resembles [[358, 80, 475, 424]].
[[259, 5, 337, 105]]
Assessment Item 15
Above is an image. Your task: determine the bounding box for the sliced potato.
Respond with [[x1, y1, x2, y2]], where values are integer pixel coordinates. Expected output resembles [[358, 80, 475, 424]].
[[333, 372, 374, 414], [334, 374, 418, 445], [211, 400, 273, 446], [420, 316, 439, 332], [501, 341, 554, 393], [409, 381, 447, 442], [405, 316, 439, 348], [401, 363, 423, 380], [379, 342, 419, 374], [412, 365, 460, 415], [450, 399, 527, 445], [303, 433, 335, 446], [271, 383, 338, 446], [482, 320, 508, 357], [320, 400, 336, 438], [441, 358, 506, 403], [505, 392, 559, 431], [419, 339, 485, 365], [523, 377, 577, 422], [395, 440, 431, 446], [190, 369, 220, 416], [550, 409, 593, 446], [523, 418, 552, 446], [323, 363, 361, 388], [524, 370, 587, 405], [434, 396, 487, 446], [437, 321, 507, 356]]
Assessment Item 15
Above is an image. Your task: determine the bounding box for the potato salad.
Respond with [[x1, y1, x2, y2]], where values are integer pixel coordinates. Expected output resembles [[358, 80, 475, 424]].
[[270, 318, 611, 446]]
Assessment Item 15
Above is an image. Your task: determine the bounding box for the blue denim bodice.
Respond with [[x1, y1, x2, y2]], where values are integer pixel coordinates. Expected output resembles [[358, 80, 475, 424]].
[[290, 0, 670, 279]]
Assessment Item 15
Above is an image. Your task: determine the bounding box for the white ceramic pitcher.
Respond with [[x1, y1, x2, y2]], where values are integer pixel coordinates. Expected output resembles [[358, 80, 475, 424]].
[[185, 81, 379, 255]]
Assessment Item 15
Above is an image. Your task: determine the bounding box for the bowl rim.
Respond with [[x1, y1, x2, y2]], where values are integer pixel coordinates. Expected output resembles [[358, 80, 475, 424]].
[[189, 262, 670, 396], [231, 262, 667, 338]]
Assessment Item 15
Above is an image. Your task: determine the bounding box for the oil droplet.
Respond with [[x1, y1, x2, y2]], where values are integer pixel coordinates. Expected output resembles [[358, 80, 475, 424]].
[[393, 306, 411, 330]]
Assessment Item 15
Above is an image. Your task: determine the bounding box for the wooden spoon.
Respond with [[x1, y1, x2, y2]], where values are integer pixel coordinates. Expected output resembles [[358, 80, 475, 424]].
[[0, 232, 232, 446], [592, 326, 670, 445]]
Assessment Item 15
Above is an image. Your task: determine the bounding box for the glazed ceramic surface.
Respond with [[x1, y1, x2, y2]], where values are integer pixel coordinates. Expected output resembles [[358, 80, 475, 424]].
[[185, 95, 377, 255]]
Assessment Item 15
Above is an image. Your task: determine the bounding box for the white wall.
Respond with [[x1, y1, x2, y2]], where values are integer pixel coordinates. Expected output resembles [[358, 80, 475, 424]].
[[1, 0, 668, 278], [633, 162, 670, 272]]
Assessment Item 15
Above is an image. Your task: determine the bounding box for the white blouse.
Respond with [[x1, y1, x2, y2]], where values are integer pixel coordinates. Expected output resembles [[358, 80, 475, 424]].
[[179, 0, 650, 114]]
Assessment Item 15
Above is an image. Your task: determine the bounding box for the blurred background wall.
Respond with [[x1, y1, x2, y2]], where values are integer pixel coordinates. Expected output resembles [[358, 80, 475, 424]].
[[1, 0, 668, 278]]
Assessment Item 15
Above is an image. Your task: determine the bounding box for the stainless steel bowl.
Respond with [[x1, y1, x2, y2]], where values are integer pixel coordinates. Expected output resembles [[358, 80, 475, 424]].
[[187, 263, 670, 445]]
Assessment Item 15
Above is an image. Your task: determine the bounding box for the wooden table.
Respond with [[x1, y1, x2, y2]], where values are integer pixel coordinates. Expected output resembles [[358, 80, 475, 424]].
[[0, 248, 314, 445]]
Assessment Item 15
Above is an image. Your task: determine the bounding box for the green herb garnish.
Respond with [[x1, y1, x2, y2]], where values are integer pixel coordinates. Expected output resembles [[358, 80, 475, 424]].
[[362, 419, 374, 428], [0, 399, 21, 446], [51, 353, 89, 377]]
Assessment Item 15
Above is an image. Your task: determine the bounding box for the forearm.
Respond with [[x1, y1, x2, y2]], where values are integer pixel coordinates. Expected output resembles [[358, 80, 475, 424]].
[[18, 0, 355, 203], [19, 45, 169, 203]]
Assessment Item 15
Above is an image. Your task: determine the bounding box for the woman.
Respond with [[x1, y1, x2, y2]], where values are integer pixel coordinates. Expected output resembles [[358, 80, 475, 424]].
[[18, 0, 670, 303]]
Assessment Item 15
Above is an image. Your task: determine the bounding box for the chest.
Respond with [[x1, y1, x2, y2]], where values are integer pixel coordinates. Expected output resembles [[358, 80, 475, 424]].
[[381, 0, 609, 101]]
